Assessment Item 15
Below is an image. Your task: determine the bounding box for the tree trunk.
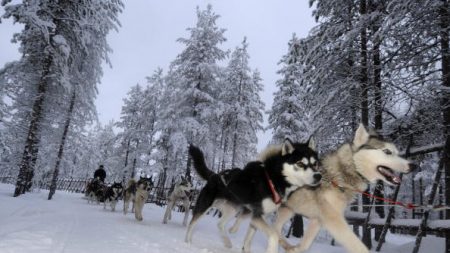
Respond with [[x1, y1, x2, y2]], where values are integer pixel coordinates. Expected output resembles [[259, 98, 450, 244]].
[[231, 79, 243, 168], [48, 91, 76, 200], [231, 121, 238, 168], [359, 0, 372, 247], [439, 1, 450, 252], [14, 55, 52, 197], [372, 9, 385, 220], [123, 138, 131, 178], [360, 0, 369, 129]]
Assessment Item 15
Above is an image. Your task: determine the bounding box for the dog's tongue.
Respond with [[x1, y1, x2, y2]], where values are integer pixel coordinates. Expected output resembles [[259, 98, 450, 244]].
[[379, 167, 402, 184]]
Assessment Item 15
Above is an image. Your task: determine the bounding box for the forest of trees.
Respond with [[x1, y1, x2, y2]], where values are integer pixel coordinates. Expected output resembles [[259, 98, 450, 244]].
[[0, 0, 449, 249]]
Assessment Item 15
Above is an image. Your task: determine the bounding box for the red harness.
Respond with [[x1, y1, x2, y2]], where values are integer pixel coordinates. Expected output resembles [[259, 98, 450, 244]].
[[264, 170, 282, 204]]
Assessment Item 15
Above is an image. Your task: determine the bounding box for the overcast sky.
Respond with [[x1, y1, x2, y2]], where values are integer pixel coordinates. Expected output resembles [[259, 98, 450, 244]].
[[0, 1, 316, 149]]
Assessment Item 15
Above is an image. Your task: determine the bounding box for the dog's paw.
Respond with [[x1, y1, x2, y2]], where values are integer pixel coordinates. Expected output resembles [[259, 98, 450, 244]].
[[229, 226, 238, 234], [279, 239, 294, 250], [241, 247, 251, 253], [223, 237, 232, 248]]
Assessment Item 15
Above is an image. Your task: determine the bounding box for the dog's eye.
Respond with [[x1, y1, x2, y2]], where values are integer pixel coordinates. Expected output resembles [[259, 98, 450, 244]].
[[383, 149, 392, 155]]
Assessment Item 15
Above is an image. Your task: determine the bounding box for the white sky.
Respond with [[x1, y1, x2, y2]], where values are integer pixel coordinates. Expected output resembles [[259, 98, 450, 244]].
[[0, 1, 316, 150]]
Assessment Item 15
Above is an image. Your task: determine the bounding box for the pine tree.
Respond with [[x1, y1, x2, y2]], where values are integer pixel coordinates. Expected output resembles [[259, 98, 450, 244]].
[[166, 4, 227, 179], [220, 38, 264, 167]]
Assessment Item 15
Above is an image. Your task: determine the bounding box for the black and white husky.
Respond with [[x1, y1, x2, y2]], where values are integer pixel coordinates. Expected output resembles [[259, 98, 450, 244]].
[[185, 138, 322, 253], [103, 182, 124, 212], [162, 176, 192, 226], [123, 176, 153, 221]]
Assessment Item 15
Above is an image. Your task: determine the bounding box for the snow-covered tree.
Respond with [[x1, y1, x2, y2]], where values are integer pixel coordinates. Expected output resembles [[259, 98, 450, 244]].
[[268, 34, 311, 143], [220, 38, 264, 167], [164, 4, 227, 179], [0, 0, 123, 197]]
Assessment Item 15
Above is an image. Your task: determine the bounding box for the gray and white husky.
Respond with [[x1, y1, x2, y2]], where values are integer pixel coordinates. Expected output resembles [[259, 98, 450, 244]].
[[186, 138, 322, 253], [162, 177, 192, 226], [244, 124, 415, 253], [123, 176, 153, 221]]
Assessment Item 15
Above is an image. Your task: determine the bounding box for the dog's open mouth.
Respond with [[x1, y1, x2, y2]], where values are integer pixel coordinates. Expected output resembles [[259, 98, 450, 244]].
[[377, 166, 401, 185]]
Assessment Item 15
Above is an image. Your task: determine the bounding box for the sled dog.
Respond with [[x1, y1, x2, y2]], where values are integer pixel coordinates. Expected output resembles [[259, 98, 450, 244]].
[[103, 182, 124, 212], [162, 176, 192, 226], [185, 138, 322, 253], [86, 177, 106, 204], [123, 176, 153, 221], [245, 124, 415, 253]]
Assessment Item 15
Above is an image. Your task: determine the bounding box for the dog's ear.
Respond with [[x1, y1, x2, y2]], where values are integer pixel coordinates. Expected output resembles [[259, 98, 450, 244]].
[[353, 123, 370, 148], [282, 138, 295, 156], [307, 136, 316, 151]]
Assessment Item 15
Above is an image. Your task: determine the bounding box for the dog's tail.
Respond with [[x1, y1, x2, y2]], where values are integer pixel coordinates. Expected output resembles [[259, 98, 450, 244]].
[[189, 145, 215, 180]]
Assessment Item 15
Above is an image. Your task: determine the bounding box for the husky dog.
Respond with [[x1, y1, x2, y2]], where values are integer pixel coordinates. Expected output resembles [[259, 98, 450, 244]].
[[163, 177, 192, 226], [123, 179, 137, 214], [185, 138, 322, 253], [103, 182, 124, 211], [123, 176, 153, 221], [85, 177, 106, 204], [245, 124, 415, 253]]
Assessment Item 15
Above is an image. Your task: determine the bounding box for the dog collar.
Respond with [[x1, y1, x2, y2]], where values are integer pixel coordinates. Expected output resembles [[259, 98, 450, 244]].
[[264, 170, 282, 204]]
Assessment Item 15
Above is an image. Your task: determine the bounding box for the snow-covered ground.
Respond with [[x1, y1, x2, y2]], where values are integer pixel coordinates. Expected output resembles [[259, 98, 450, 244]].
[[0, 183, 444, 253]]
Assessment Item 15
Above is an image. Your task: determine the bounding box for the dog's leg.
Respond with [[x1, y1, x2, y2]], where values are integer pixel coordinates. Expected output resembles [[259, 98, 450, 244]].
[[320, 210, 369, 253], [246, 217, 279, 253], [123, 197, 129, 215], [185, 212, 204, 244], [284, 218, 321, 253], [274, 206, 295, 249], [229, 208, 251, 234], [217, 204, 235, 248], [134, 198, 143, 221], [182, 198, 190, 226], [163, 199, 174, 224], [111, 199, 116, 211], [242, 225, 257, 253]]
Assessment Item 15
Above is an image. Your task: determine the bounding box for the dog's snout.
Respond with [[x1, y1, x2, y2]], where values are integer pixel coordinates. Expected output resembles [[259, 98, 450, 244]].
[[314, 173, 322, 182], [408, 163, 419, 172]]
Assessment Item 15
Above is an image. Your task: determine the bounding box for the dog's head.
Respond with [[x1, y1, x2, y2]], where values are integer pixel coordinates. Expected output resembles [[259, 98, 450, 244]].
[[352, 124, 413, 185], [281, 137, 322, 187], [138, 176, 154, 191], [179, 176, 191, 188], [111, 182, 124, 195]]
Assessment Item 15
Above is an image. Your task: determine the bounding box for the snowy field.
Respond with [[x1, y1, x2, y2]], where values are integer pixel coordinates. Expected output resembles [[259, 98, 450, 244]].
[[0, 183, 443, 253]]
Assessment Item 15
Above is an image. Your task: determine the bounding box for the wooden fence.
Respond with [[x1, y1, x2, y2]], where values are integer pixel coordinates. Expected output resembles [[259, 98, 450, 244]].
[[0, 176, 199, 209]]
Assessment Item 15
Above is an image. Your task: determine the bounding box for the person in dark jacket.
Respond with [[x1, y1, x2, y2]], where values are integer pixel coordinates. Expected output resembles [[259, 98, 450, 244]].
[[94, 165, 106, 182]]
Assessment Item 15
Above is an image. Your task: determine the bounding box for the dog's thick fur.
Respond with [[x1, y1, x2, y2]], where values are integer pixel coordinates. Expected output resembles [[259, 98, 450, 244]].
[[244, 124, 414, 253], [85, 178, 106, 204], [123, 177, 153, 221], [185, 139, 322, 253], [103, 182, 124, 211], [162, 177, 192, 226]]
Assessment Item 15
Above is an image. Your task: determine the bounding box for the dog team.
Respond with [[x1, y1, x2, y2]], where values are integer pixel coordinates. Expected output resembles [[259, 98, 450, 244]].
[[85, 124, 414, 253]]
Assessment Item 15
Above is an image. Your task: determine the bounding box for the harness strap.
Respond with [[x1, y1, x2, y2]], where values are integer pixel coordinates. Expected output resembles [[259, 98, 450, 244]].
[[329, 180, 443, 210], [264, 170, 282, 204]]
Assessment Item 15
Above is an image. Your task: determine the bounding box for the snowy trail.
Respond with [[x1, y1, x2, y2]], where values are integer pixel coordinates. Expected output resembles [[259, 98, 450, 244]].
[[0, 184, 443, 253]]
